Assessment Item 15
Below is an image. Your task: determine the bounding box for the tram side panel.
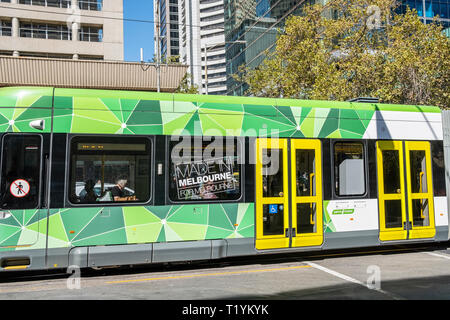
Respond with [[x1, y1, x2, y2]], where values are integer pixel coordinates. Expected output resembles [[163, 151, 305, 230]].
[[441, 110, 450, 241], [321, 140, 381, 250], [0, 86, 448, 272]]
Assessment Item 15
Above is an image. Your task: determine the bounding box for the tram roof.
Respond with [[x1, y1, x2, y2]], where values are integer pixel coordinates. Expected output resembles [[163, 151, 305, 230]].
[[0, 86, 441, 114]]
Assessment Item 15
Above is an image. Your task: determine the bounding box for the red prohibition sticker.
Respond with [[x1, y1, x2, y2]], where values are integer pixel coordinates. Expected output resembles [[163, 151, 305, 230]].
[[10, 179, 30, 198]]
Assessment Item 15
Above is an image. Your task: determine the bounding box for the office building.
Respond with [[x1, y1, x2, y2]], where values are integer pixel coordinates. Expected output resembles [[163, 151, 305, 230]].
[[155, 0, 227, 95], [224, 0, 450, 96], [0, 0, 123, 60], [153, 0, 180, 62], [398, 0, 449, 36], [224, 0, 307, 96]]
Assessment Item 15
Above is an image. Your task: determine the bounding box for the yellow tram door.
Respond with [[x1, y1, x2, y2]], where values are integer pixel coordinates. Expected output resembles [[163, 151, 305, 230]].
[[290, 139, 323, 247], [405, 141, 436, 239], [255, 138, 323, 250], [255, 138, 290, 249], [377, 141, 408, 241]]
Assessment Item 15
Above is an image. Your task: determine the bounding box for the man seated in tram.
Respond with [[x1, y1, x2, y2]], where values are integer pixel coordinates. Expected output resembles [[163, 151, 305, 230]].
[[79, 179, 98, 203], [111, 176, 137, 202]]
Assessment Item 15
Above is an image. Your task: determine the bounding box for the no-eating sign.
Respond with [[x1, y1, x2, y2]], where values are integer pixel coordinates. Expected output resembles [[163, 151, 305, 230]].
[[10, 179, 30, 198]]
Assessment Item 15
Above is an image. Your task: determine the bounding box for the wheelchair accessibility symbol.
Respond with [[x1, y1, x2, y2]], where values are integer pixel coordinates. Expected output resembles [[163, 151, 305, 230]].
[[10, 179, 30, 198], [269, 204, 278, 214]]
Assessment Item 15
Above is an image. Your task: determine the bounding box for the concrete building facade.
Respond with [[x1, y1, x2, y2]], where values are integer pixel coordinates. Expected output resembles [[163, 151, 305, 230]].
[[0, 0, 123, 60], [153, 0, 180, 62], [155, 0, 227, 95]]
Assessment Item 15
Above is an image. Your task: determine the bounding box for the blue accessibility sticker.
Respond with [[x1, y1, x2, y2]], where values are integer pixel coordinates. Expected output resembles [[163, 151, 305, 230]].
[[269, 204, 278, 214]]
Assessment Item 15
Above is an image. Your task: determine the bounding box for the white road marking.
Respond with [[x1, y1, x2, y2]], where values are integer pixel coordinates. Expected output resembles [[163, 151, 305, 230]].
[[306, 261, 405, 300], [425, 252, 450, 260]]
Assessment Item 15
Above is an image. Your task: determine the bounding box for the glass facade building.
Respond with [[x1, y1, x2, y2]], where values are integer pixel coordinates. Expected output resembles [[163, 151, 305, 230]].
[[224, 0, 450, 96], [398, 0, 450, 36], [224, 0, 322, 96]]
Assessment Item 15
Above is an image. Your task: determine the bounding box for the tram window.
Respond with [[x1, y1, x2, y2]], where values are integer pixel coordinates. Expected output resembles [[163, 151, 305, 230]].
[[409, 150, 427, 193], [0, 135, 42, 210], [431, 143, 446, 196], [334, 142, 365, 196], [69, 136, 151, 205], [263, 148, 284, 198], [168, 136, 242, 202]]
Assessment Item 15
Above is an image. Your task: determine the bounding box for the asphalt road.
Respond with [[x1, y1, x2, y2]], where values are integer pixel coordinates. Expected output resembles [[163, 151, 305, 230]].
[[0, 243, 449, 304]]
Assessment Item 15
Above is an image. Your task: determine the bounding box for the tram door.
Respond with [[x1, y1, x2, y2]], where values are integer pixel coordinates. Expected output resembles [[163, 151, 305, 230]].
[[376, 141, 436, 241], [255, 138, 323, 250]]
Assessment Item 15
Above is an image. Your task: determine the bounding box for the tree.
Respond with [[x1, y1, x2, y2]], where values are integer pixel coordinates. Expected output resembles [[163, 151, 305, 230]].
[[175, 73, 200, 94], [240, 0, 450, 108]]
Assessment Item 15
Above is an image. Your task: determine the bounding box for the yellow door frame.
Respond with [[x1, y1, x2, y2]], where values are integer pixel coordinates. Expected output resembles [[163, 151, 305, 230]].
[[377, 141, 408, 241], [405, 141, 436, 239], [255, 138, 290, 250], [290, 139, 323, 247], [255, 138, 323, 250], [377, 140, 436, 241]]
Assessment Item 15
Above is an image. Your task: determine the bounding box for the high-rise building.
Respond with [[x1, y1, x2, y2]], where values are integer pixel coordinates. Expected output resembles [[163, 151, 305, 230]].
[[224, 0, 450, 96], [154, 0, 180, 62], [0, 0, 124, 60], [224, 0, 308, 96], [177, 0, 227, 95], [155, 0, 226, 94], [398, 0, 449, 36]]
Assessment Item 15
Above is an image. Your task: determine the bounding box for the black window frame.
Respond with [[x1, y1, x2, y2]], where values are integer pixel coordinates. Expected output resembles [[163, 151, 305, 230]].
[[331, 139, 369, 199], [430, 140, 446, 197], [165, 135, 245, 204], [0, 133, 44, 210], [66, 134, 154, 207]]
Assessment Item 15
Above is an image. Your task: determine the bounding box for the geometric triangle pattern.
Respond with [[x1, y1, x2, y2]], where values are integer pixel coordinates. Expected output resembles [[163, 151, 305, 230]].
[[0, 87, 378, 138], [0, 204, 255, 251], [0, 87, 53, 133], [50, 94, 376, 138], [323, 201, 336, 233], [0, 209, 44, 250]]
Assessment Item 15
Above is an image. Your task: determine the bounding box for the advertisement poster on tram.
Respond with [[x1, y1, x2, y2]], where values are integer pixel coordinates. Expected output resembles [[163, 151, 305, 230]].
[[173, 156, 236, 200]]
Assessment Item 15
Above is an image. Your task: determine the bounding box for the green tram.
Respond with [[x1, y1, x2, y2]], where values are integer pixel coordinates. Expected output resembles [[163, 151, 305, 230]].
[[0, 86, 448, 271]]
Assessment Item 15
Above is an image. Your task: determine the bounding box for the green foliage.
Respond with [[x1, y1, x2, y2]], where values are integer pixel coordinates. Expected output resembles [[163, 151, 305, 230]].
[[175, 73, 200, 94], [242, 0, 450, 108]]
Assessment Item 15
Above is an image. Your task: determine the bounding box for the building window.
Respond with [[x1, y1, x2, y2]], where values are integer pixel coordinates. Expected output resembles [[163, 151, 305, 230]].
[[78, 55, 104, 60], [79, 26, 103, 42], [334, 142, 365, 196], [78, 0, 102, 11], [202, 62, 226, 70], [201, 31, 224, 39], [20, 52, 72, 59], [69, 136, 151, 205], [200, 13, 224, 22], [207, 81, 227, 88], [0, 21, 12, 37], [201, 22, 225, 31], [202, 54, 225, 61], [20, 22, 71, 40], [169, 137, 242, 202], [200, 0, 221, 5], [18, 0, 71, 8], [0, 135, 42, 210], [202, 72, 227, 79], [200, 4, 224, 13]]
